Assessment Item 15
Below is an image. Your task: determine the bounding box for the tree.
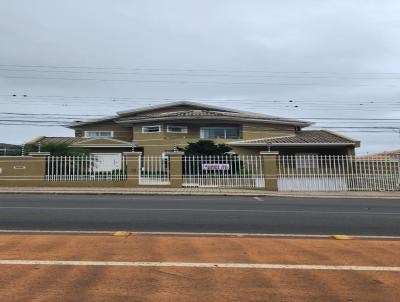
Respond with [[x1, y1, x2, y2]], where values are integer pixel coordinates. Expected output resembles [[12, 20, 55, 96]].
[[24, 142, 88, 156], [179, 140, 232, 156]]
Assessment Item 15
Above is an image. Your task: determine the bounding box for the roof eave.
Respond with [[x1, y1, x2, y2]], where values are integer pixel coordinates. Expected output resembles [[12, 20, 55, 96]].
[[65, 116, 118, 128], [321, 130, 360, 147], [70, 144, 132, 148], [116, 100, 311, 125], [116, 101, 242, 117], [116, 116, 311, 127], [228, 142, 357, 147]]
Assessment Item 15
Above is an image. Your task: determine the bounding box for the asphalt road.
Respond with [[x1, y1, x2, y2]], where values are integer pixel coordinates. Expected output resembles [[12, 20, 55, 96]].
[[0, 194, 399, 235]]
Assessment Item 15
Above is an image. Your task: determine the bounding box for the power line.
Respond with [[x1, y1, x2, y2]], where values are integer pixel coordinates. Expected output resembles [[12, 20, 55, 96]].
[[1, 113, 399, 122], [1, 99, 399, 109], [2, 68, 400, 80], [2, 103, 397, 111], [0, 119, 397, 130], [1, 75, 397, 87], [2, 64, 400, 75], [1, 94, 398, 104], [1, 94, 399, 105]]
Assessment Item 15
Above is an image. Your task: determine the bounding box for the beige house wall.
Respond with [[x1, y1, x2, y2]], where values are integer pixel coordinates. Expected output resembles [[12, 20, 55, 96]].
[[131, 122, 295, 155], [74, 121, 132, 142], [0, 156, 47, 187]]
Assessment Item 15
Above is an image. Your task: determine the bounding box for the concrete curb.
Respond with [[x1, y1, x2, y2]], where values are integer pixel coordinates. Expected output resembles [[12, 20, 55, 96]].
[[1, 230, 400, 239], [0, 189, 399, 199]]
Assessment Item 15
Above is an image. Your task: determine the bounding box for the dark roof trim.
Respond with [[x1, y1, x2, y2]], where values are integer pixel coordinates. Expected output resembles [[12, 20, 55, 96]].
[[66, 101, 311, 128], [229, 142, 356, 147], [116, 115, 310, 127], [65, 115, 118, 128], [116, 101, 242, 116]]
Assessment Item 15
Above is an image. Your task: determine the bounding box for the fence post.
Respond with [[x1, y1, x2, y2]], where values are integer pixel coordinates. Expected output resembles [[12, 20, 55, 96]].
[[28, 152, 50, 184], [165, 151, 184, 188], [260, 151, 279, 191], [124, 152, 142, 187]]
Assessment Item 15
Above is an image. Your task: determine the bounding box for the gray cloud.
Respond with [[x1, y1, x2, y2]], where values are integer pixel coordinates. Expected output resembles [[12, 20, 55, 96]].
[[0, 0, 399, 153]]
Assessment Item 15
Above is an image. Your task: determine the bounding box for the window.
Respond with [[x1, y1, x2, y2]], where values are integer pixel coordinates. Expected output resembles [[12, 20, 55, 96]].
[[84, 131, 113, 138], [142, 125, 161, 133], [295, 153, 319, 168], [200, 127, 239, 139], [167, 125, 188, 133]]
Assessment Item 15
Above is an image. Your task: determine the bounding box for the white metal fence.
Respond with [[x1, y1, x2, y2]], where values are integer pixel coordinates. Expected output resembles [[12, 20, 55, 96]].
[[278, 155, 400, 191], [46, 155, 127, 181], [182, 155, 265, 188], [139, 155, 170, 185]]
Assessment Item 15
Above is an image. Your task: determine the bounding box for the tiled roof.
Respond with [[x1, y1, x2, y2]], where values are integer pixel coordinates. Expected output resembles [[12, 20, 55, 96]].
[[70, 101, 311, 127], [228, 130, 359, 146], [138, 109, 290, 119], [32, 137, 87, 144], [117, 109, 310, 126], [356, 150, 400, 159], [0, 143, 20, 148], [30, 137, 132, 147]]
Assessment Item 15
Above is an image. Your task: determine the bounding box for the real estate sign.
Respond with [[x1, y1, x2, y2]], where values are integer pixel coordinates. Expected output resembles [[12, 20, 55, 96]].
[[202, 163, 230, 171]]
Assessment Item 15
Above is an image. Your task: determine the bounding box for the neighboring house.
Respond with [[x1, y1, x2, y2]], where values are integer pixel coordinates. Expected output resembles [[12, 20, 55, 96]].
[[0, 143, 20, 155], [28, 101, 360, 156], [356, 150, 400, 160]]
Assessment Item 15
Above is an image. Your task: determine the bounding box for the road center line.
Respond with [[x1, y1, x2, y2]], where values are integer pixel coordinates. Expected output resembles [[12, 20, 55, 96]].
[[0, 206, 398, 215], [0, 260, 399, 272]]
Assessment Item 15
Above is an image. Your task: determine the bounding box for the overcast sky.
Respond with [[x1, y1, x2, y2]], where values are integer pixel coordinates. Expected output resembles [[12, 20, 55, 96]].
[[0, 0, 399, 154]]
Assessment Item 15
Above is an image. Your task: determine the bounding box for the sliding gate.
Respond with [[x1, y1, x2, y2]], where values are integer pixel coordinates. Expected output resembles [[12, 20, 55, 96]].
[[278, 155, 400, 191], [182, 155, 264, 188]]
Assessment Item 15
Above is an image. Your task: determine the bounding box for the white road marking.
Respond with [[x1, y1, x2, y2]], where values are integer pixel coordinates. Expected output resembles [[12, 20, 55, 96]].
[[0, 206, 398, 215], [0, 259, 399, 272], [0, 230, 400, 240], [254, 197, 264, 201]]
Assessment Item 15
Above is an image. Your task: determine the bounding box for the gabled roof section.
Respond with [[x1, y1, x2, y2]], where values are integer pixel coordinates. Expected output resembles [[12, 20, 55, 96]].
[[71, 137, 132, 147], [63, 101, 312, 128], [116, 101, 242, 117], [65, 115, 117, 128], [28, 136, 132, 148], [115, 101, 311, 127], [28, 136, 86, 145], [0, 143, 20, 148], [116, 108, 310, 127], [228, 130, 360, 147]]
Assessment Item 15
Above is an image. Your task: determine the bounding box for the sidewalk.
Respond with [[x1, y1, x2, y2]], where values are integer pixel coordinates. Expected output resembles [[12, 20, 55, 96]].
[[1, 233, 399, 302], [0, 187, 398, 199]]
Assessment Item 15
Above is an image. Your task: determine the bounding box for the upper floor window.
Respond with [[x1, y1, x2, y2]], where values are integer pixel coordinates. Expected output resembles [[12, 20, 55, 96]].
[[200, 127, 239, 139], [84, 131, 113, 138], [167, 125, 188, 133], [142, 125, 161, 133]]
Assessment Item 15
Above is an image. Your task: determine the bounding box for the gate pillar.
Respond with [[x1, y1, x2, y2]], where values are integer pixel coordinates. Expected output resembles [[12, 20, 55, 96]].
[[124, 152, 142, 187], [260, 151, 279, 191], [164, 151, 184, 188]]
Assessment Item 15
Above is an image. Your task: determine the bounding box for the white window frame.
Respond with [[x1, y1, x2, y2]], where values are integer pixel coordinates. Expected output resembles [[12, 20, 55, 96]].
[[142, 125, 161, 133], [84, 131, 114, 138], [167, 125, 188, 134], [200, 127, 240, 139]]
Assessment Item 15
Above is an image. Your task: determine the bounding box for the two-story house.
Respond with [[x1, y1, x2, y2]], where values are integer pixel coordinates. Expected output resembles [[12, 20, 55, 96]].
[[29, 101, 360, 156]]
